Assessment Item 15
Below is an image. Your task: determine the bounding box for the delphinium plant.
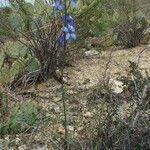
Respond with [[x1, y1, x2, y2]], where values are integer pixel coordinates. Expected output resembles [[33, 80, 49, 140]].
[[50, 0, 77, 149], [51, 0, 77, 45]]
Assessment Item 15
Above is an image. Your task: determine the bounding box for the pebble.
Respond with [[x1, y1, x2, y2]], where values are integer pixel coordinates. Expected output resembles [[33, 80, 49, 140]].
[[83, 111, 93, 118], [85, 50, 99, 57]]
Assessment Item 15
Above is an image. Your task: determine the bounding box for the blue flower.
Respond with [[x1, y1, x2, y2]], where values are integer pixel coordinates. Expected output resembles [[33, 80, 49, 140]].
[[52, 0, 64, 15], [53, 0, 77, 46], [57, 35, 64, 47], [64, 24, 76, 40], [61, 14, 75, 27]]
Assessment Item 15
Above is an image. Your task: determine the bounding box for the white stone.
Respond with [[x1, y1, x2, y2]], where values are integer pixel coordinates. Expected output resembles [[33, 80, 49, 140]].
[[67, 126, 74, 131], [15, 137, 21, 145], [33, 145, 48, 150], [111, 80, 124, 94], [146, 44, 150, 49], [18, 145, 27, 150], [85, 50, 99, 57], [83, 111, 93, 118]]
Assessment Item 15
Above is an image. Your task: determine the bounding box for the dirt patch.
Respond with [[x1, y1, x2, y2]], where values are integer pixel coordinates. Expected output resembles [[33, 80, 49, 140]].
[[66, 45, 150, 88]]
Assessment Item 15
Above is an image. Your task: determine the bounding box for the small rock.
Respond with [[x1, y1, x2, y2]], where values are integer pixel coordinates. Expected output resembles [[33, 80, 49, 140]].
[[53, 106, 60, 113], [67, 90, 74, 95], [85, 50, 99, 57], [63, 77, 71, 85], [146, 44, 150, 49], [83, 111, 93, 118], [15, 137, 21, 145], [67, 126, 74, 132], [18, 145, 27, 150], [111, 80, 124, 94], [33, 145, 48, 150], [83, 78, 90, 85], [82, 48, 87, 52], [58, 126, 65, 135], [77, 126, 84, 132]]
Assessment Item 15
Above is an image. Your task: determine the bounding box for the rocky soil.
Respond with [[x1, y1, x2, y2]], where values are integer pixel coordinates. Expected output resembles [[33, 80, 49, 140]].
[[0, 44, 150, 150]]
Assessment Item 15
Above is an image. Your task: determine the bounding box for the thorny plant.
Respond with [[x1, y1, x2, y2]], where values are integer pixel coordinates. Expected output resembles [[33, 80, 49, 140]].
[[113, 16, 148, 48], [85, 51, 150, 150]]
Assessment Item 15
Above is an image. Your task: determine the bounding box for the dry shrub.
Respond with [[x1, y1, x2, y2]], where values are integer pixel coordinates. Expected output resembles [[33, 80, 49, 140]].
[[113, 16, 148, 48]]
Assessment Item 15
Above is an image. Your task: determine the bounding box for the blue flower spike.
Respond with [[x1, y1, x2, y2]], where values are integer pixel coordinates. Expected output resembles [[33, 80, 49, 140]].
[[61, 14, 75, 27], [64, 24, 76, 40], [52, 0, 64, 15], [52, 0, 77, 46]]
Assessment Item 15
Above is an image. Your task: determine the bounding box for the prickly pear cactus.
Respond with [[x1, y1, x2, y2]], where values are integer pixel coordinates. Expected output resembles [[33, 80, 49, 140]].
[[0, 41, 40, 85]]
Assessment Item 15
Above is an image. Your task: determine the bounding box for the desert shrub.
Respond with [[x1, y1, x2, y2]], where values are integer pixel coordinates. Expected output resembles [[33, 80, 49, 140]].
[[93, 62, 149, 149], [0, 101, 43, 135], [113, 16, 148, 48], [119, 61, 150, 104], [76, 0, 139, 39], [74, 61, 150, 150], [76, 0, 117, 38]]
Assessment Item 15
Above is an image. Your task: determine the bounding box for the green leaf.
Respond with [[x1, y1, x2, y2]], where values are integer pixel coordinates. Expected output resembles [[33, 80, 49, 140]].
[[4, 41, 27, 58], [0, 51, 5, 69], [25, 56, 40, 72]]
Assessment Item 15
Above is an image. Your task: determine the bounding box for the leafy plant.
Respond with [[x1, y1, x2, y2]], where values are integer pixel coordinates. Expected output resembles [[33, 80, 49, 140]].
[[119, 61, 150, 106], [0, 41, 40, 85], [0, 101, 42, 135], [10, 0, 34, 32], [0, 7, 14, 37], [3, 41, 27, 58]]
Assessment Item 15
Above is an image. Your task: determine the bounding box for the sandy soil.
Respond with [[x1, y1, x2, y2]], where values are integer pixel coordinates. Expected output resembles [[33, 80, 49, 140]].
[[66, 45, 150, 88]]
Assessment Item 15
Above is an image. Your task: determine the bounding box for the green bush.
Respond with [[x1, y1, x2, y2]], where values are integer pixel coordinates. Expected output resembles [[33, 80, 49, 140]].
[[0, 101, 42, 135]]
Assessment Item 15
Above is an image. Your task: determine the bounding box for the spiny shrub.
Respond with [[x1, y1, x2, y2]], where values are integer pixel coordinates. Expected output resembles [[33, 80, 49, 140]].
[[93, 61, 150, 150], [113, 16, 148, 48], [119, 61, 150, 105], [79, 61, 150, 150]]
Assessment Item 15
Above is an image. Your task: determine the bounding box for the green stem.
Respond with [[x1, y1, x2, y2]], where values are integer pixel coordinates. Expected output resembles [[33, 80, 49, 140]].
[[61, 0, 68, 149]]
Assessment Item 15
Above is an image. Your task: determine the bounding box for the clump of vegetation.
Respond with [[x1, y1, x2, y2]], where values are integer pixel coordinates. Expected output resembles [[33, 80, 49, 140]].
[[0, 0, 149, 149], [5, 0, 69, 90], [77, 0, 118, 38], [119, 61, 150, 103], [113, 16, 148, 48], [69, 61, 149, 150], [0, 101, 43, 135]]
